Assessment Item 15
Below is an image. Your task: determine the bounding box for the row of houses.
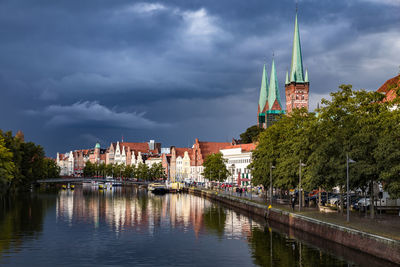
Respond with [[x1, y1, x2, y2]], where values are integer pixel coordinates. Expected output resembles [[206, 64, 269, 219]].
[[56, 140, 161, 176], [56, 138, 256, 186]]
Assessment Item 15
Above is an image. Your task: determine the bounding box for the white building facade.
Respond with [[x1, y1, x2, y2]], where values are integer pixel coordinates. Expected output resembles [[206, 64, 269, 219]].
[[220, 144, 256, 186]]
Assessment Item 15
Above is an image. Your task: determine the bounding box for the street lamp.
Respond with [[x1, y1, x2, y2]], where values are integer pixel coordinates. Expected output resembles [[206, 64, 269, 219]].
[[299, 160, 306, 212], [346, 153, 356, 222], [270, 163, 275, 206], [230, 164, 235, 195]]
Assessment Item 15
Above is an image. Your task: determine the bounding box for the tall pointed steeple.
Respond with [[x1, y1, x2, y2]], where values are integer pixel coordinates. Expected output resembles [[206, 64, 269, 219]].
[[289, 13, 304, 83], [285, 9, 309, 114], [305, 69, 308, 83], [285, 70, 289, 85], [258, 64, 269, 112], [268, 60, 282, 110]]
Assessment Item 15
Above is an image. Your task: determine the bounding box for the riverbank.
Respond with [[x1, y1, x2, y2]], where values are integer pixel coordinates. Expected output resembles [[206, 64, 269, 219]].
[[188, 187, 400, 265]]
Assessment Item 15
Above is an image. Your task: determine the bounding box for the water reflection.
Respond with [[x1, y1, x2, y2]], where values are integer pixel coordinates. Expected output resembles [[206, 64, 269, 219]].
[[56, 186, 262, 241], [0, 193, 55, 259], [0, 186, 396, 266]]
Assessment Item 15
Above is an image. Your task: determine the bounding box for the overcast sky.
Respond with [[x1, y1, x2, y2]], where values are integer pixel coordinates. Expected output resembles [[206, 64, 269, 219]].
[[0, 0, 399, 156]]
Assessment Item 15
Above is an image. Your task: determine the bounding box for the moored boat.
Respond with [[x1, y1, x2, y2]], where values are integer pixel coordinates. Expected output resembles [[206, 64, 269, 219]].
[[148, 183, 168, 194]]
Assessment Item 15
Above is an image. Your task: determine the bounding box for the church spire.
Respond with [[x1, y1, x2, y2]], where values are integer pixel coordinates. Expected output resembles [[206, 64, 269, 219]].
[[305, 69, 308, 83], [289, 13, 304, 83], [258, 64, 269, 112], [285, 70, 289, 85], [268, 59, 282, 110]]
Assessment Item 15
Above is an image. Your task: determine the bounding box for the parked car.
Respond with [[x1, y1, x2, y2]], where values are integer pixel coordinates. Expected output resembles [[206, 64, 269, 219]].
[[353, 198, 370, 211], [328, 194, 340, 205], [308, 192, 327, 206]]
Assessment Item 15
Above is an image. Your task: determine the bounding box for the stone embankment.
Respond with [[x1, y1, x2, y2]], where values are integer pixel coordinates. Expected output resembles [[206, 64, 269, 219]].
[[188, 188, 400, 265]]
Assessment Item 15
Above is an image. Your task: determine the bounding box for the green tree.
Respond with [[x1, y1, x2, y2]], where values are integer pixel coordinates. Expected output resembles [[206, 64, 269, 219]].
[[83, 161, 95, 177], [123, 165, 135, 179], [0, 136, 15, 194], [374, 108, 400, 198], [240, 125, 264, 144], [113, 164, 124, 179], [149, 163, 166, 181], [249, 108, 316, 192], [18, 142, 45, 188], [136, 163, 150, 181], [42, 158, 60, 179], [202, 153, 229, 182], [98, 163, 106, 178], [307, 85, 388, 217], [105, 163, 114, 178]]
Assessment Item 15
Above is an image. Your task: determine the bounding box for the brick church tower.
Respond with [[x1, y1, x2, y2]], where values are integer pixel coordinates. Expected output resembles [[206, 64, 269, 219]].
[[285, 13, 309, 113]]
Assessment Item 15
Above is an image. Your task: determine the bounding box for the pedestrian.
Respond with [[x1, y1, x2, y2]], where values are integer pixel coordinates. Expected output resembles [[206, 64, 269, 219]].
[[291, 195, 296, 211]]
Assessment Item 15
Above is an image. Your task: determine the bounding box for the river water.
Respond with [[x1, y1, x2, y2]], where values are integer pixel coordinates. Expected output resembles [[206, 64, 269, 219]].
[[0, 186, 394, 266]]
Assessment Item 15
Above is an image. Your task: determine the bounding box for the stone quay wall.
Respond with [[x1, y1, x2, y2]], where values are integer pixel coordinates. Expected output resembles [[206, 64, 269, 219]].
[[188, 188, 400, 264]]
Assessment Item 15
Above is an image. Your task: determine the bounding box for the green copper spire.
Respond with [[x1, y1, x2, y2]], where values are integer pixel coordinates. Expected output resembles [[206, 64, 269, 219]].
[[95, 142, 100, 149], [268, 60, 282, 110], [305, 69, 308, 83], [289, 13, 304, 83], [258, 64, 269, 111], [285, 70, 289, 85]]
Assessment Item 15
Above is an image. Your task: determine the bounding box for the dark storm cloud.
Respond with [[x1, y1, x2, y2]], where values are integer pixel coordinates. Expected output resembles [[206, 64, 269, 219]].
[[29, 101, 169, 129], [0, 0, 399, 156]]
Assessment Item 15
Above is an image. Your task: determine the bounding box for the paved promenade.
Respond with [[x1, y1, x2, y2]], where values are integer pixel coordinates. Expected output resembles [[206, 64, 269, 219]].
[[196, 186, 400, 241]]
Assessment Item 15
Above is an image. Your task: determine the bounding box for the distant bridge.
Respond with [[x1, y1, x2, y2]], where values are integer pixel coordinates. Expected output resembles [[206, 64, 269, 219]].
[[36, 178, 150, 185]]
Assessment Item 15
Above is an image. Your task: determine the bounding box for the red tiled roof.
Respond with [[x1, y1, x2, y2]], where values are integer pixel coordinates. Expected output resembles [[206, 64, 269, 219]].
[[175, 147, 192, 158], [198, 141, 231, 157], [121, 142, 149, 152], [222, 143, 256, 152], [377, 74, 400, 102], [117, 142, 160, 154]]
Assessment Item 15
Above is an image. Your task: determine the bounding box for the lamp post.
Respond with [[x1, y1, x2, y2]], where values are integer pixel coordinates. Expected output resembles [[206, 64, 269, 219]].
[[347, 153, 356, 222], [270, 163, 275, 206], [230, 164, 235, 195], [299, 160, 306, 212]]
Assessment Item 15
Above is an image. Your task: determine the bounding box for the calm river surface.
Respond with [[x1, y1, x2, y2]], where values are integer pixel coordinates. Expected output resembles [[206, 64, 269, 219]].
[[0, 186, 394, 266]]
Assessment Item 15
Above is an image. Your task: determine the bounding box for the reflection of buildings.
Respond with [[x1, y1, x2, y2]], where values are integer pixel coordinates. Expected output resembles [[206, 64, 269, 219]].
[[55, 188, 261, 240]]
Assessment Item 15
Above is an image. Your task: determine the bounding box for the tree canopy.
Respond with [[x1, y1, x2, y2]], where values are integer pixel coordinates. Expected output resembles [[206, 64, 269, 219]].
[[83, 161, 165, 181], [240, 125, 264, 144], [203, 152, 229, 182], [249, 84, 400, 199], [0, 130, 60, 194]]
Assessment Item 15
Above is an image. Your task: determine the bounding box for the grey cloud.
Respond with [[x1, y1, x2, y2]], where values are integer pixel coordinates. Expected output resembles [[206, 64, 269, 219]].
[[40, 101, 169, 129], [0, 0, 399, 157]]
